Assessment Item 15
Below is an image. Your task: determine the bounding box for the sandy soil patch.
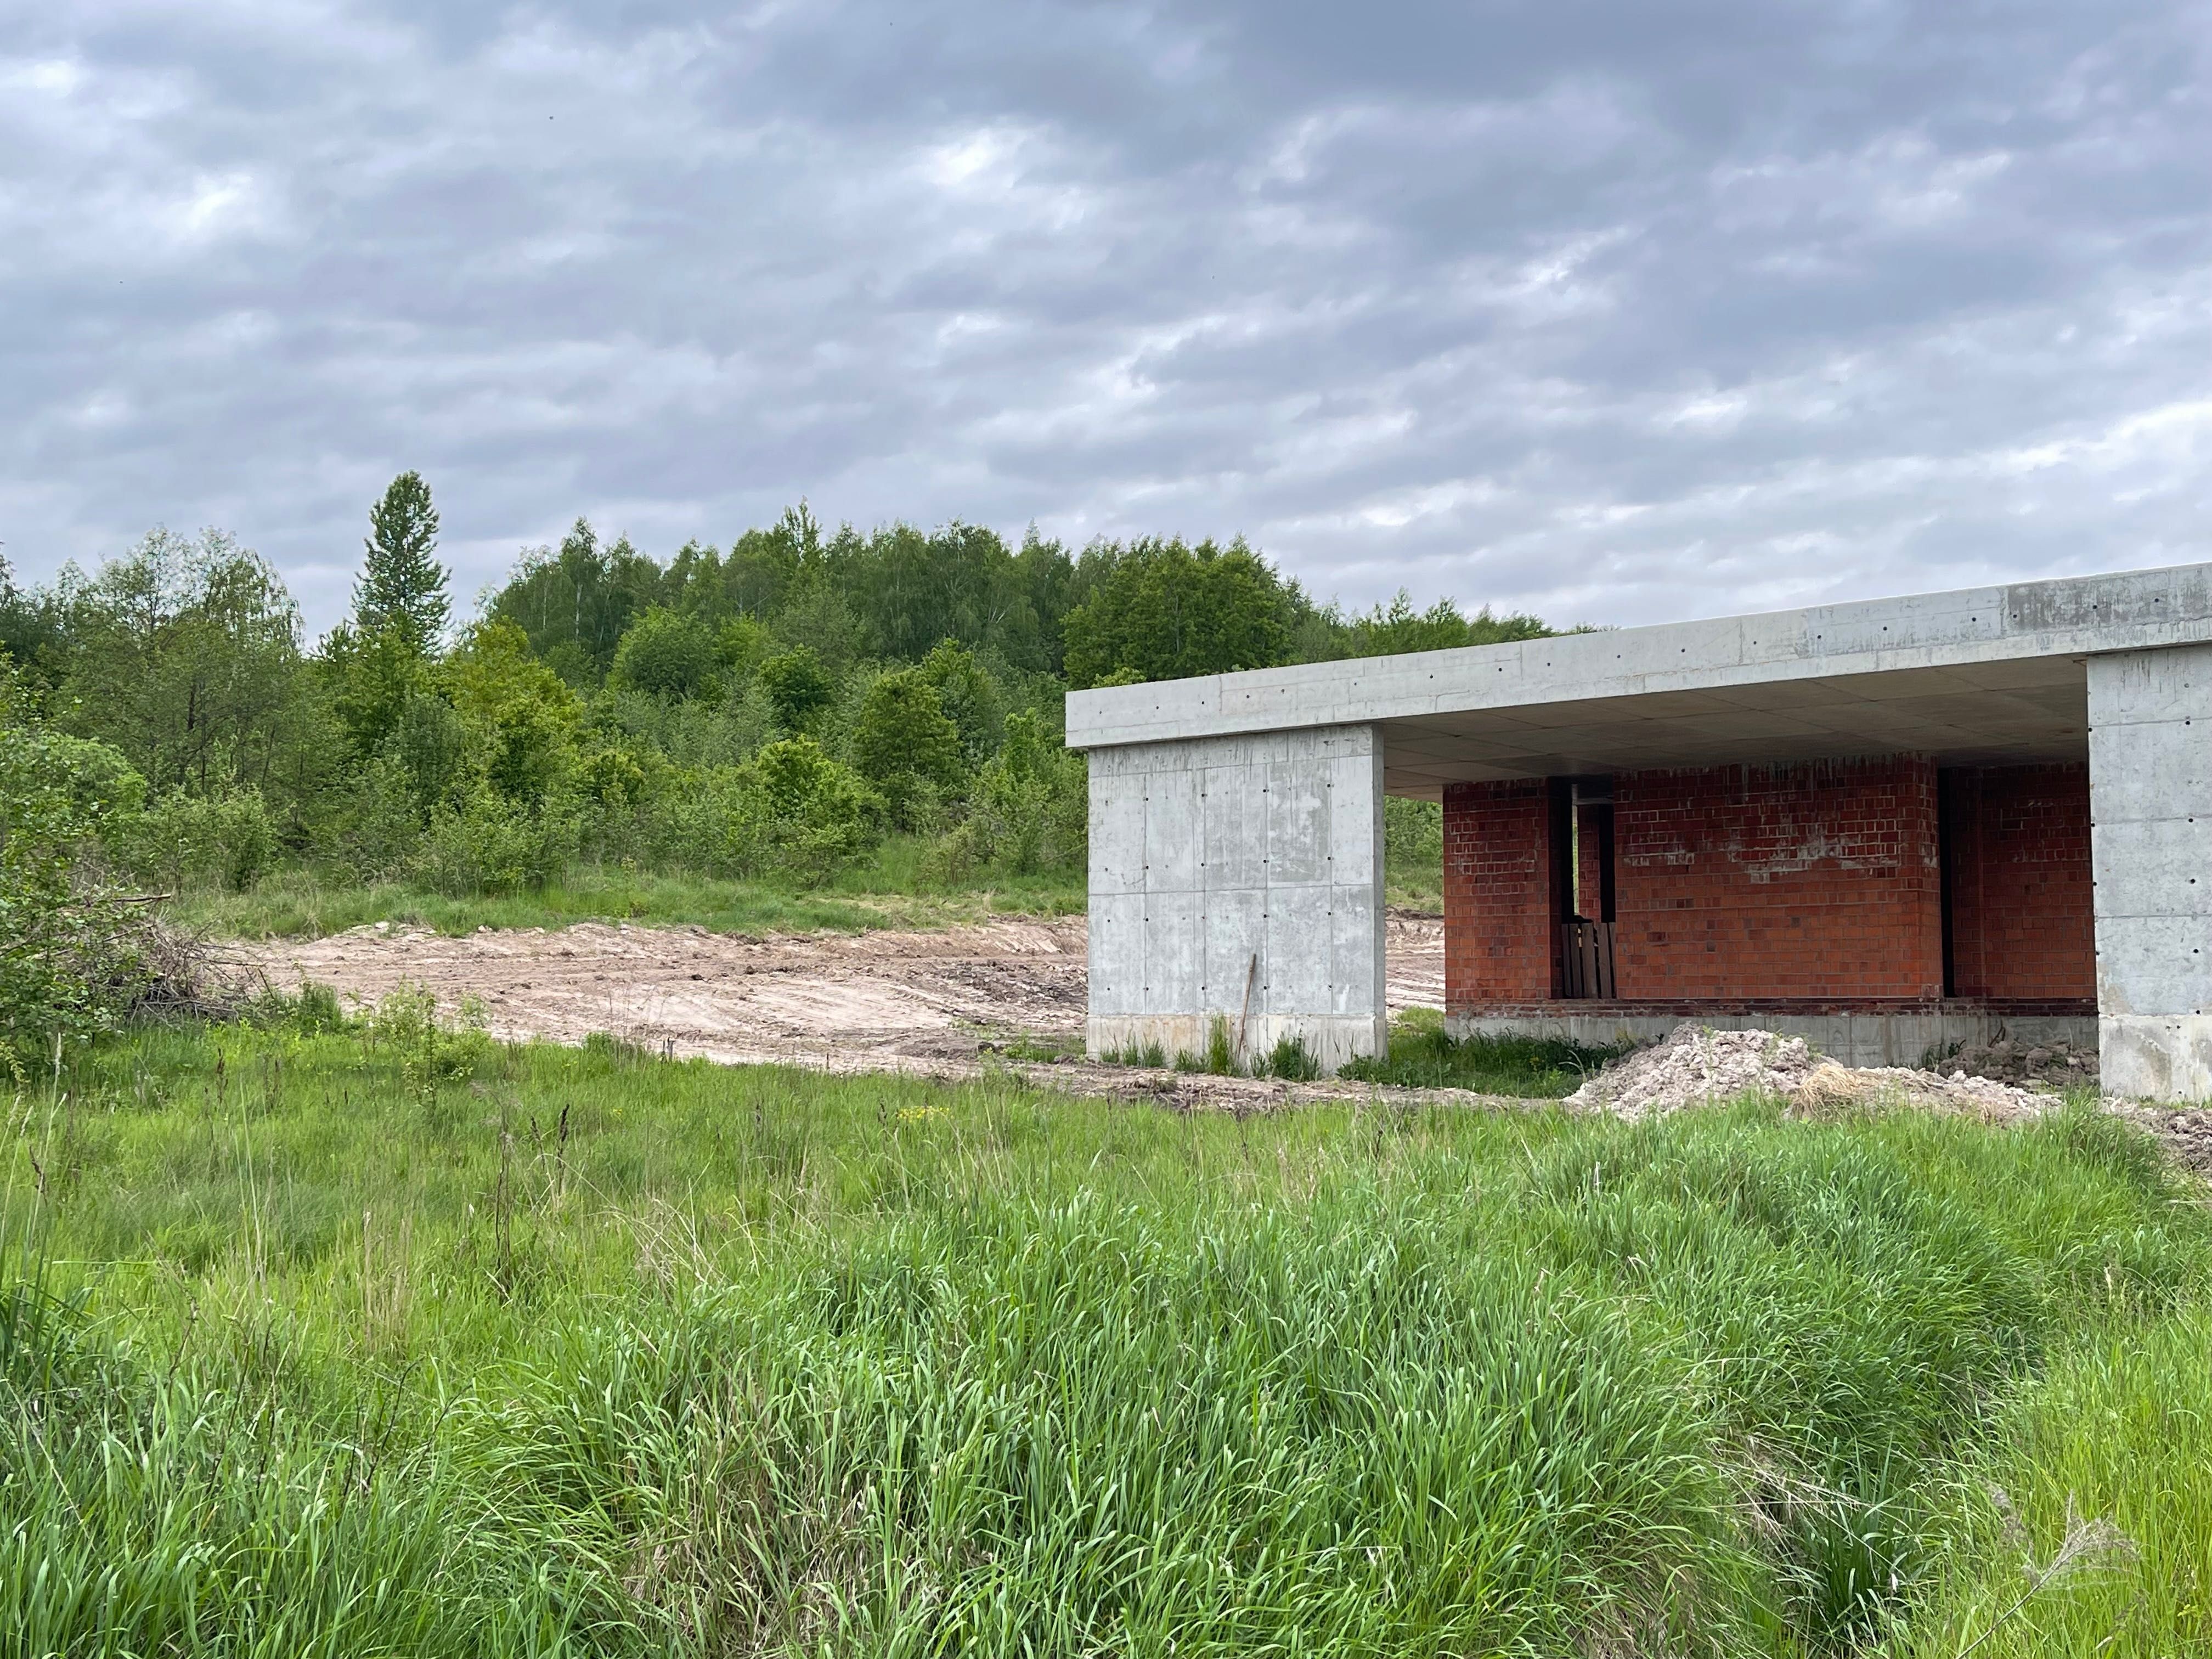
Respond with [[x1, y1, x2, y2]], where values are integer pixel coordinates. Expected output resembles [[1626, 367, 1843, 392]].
[[242, 912, 1449, 1107]]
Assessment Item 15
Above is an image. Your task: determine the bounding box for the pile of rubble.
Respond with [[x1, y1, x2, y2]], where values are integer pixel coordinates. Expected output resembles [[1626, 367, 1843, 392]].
[[2131, 1108, 2212, 1179], [1564, 1024, 2044, 1122], [1934, 1034, 2098, 1088]]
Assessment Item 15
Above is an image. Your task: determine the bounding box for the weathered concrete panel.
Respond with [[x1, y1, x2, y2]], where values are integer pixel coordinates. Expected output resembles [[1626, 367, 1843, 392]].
[[1091, 785, 1144, 896], [2091, 820, 2212, 916], [1085, 725, 1386, 1073], [1330, 886, 1382, 1017], [1088, 893, 1144, 1017], [1328, 754, 1380, 885], [1265, 894, 1331, 1018], [1267, 761, 1329, 885], [1144, 769, 1201, 893], [2083, 723, 2212, 820], [2089, 645, 2212, 1097], [1142, 890, 1203, 1011], [1201, 889, 1266, 1012], [2102, 1015, 2212, 1099], [2087, 916, 2212, 1016], [1448, 1009, 2095, 1069], [1201, 765, 1266, 889]]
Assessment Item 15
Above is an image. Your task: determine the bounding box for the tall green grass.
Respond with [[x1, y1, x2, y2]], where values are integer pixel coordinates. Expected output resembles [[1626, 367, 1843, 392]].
[[3, 1017, 2208, 1655], [1891, 1304, 2212, 1657], [1339, 1009, 1625, 1095], [171, 838, 1086, 939]]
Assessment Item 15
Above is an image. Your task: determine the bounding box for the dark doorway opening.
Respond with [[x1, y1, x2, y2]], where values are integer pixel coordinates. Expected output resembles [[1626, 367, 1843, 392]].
[[1557, 777, 1617, 998]]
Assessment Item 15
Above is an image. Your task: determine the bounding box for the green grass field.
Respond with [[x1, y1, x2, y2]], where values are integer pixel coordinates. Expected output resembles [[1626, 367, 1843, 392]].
[[1339, 1008, 1626, 1094], [5, 1005, 2211, 1656], [169, 817, 1446, 940], [172, 843, 1090, 940]]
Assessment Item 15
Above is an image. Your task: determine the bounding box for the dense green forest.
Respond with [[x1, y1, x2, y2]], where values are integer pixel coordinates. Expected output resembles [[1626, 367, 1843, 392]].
[[0, 474, 1545, 909]]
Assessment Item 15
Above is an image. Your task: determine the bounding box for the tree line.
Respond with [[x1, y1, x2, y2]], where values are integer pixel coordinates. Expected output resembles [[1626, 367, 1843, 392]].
[[0, 475, 1553, 904]]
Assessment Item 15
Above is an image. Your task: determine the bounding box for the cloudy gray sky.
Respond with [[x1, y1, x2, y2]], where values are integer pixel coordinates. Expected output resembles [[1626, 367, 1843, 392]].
[[5, 1, 2209, 636]]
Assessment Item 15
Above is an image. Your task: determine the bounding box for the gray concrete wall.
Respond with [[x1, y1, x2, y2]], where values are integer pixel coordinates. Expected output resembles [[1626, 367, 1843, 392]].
[[1448, 1009, 2095, 1070], [2089, 645, 2212, 1098], [1087, 724, 1385, 1073]]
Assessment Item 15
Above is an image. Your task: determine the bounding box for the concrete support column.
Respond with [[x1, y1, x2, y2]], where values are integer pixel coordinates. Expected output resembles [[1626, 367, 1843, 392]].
[[2089, 645, 2212, 1098], [1086, 724, 1385, 1073]]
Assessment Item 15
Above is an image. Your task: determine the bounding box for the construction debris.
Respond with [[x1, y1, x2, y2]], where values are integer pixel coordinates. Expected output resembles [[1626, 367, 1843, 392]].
[[1933, 1034, 2099, 1089], [1564, 1023, 2046, 1122]]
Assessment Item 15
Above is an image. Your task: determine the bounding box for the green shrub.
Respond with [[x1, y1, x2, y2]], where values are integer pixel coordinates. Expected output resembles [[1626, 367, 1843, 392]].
[[850, 668, 965, 831], [755, 646, 834, 729], [110, 787, 276, 893], [917, 639, 1005, 762], [410, 794, 576, 896], [325, 754, 428, 884], [744, 736, 882, 884], [932, 710, 1087, 877], [391, 690, 470, 811], [610, 607, 718, 698], [0, 677, 150, 1070], [644, 737, 881, 888]]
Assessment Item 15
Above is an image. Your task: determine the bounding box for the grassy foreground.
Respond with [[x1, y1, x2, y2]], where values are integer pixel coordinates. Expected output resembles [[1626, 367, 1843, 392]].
[[4, 1012, 2211, 1656]]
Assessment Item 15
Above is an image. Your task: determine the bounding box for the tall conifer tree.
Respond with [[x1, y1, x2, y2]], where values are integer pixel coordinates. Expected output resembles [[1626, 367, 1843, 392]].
[[355, 471, 450, 653]]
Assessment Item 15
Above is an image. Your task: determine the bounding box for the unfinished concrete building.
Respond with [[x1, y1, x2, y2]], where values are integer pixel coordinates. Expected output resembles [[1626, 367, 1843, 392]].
[[1065, 563, 2212, 1100]]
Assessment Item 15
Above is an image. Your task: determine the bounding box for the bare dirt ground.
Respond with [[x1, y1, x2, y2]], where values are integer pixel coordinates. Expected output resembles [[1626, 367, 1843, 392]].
[[238, 915, 2212, 1170], [242, 911, 1452, 1110]]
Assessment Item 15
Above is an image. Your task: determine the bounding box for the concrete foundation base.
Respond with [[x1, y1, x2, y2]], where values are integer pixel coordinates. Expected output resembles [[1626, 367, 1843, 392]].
[[1447, 1003, 2096, 1069], [2100, 1015, 2212, 1099], [1088, 1013, 1389, 1074]]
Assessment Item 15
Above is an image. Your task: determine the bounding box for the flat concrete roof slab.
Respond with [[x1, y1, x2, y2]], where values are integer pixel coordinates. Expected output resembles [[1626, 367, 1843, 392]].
[[1065, 563, 2198, 789]]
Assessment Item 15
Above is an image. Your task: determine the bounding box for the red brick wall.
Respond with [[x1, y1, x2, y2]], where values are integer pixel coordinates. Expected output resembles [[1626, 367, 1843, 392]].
[[1611, 755, 1944, 999], [1443, 779, 1558, 1002], [1942, 764, 2094, 1000]]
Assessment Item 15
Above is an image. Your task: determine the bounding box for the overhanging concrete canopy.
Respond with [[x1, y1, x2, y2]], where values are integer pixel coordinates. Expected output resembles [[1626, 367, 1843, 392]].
[[1371, 658, 2087, 794], [1065, 562, 2212, 794], [1066, 562, 2212, 1099]]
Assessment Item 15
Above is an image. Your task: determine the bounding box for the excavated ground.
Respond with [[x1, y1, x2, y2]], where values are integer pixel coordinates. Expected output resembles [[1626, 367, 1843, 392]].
[[238, 916, 2212, 1171], [242, 912, 1453, 1111]]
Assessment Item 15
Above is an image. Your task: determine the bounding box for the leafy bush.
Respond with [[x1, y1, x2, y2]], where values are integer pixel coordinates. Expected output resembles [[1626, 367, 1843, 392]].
[[755, 646, 834, 730], [0, 678, 150, 1070], [109, 787, 276, 893], [917, 639, 1005, 762], [390, 690, 469, 812], [325, 755, 430, 884], [439, 620, 583, 806], [742, 736, 882, 884], [410, 794, 577, 896], [933, 710, 1086, 877], [850, 669, 964, 831], [644, 737, 881, 887], [610, 606, 718, 698]]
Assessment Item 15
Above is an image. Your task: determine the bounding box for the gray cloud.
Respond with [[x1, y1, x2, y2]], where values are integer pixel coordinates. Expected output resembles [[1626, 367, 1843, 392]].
[[3, 0, 2209, 634]]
